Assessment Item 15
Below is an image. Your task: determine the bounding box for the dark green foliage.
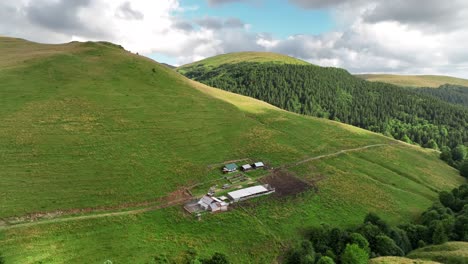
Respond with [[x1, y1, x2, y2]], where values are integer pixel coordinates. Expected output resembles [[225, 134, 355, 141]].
[[440, 146, 454, 164], [414, 84, 468, 108], [460, 160, 468, 178], [316, 256, 335, 264], [374, 235, 405, 256], [202, 253, 229, 264], [452, 145, 467, 162], [348, 233, 370, 253], [432, 221, 449, 245], [341, 244, 369, 264], [400, 224, 430, 249], [285, 240, 316, 264], [181, 63, 468, 153], [389, 227, 412, 254], [0, 252, 4, 264], [356, 223, 383, 252], [364, 213, 390, 234], [308, 225, 332, 253]]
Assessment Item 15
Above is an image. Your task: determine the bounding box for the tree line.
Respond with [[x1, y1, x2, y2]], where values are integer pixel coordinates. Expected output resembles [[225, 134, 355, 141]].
[[284, 183, 468, 264], [414, 84, 468, 108], [182, 63, 468, 168]]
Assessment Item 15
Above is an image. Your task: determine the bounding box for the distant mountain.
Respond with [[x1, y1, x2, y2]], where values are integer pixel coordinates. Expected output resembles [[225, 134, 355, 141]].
[[357, 74, 468, 88], [178, 52, 468, 152]]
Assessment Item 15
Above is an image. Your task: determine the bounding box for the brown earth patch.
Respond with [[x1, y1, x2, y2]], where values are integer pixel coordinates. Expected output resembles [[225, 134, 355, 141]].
[[260, 169, 314, 198]]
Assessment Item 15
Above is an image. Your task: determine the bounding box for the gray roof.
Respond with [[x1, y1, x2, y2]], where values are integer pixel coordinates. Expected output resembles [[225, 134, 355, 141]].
[[228, 185, 269, 200]]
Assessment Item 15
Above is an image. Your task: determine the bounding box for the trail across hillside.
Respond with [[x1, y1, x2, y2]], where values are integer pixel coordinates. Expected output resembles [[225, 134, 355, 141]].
[[0, 143, 390, 231], [291, 144, 389, 167]]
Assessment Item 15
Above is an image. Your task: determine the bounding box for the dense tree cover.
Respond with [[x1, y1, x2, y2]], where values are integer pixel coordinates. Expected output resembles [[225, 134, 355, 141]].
[[182, 63, 468, 161], [284, 184, 468, 263], [441, 145, 467, 170], [414, 84, 468, 108]]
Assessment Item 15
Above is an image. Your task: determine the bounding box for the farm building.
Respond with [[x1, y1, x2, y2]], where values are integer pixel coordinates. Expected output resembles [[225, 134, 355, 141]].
[[241, 164, 252, 171], [253, 162, 265, 169], [197, 195, 229, 212], [227, 185, 275, 202], [223, 163, 238, 173]]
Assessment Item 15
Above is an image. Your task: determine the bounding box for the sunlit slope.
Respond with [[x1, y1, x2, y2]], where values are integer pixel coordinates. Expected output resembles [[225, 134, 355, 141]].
[[407, 242, 468, 263], [357, 74, 468, 88], [178, 51, 310, 74], [0, 37, 401, 218], [0, 37, 465, 263]]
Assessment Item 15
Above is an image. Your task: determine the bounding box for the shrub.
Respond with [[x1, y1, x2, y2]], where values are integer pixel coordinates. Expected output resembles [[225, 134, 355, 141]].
[[341, 244, 369, 264], [374, 235, 404, 256], [316, 256, 335, 264]]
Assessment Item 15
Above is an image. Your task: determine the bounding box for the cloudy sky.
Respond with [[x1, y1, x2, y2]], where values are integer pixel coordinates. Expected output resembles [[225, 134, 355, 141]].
[[2, 0, 468, 77]]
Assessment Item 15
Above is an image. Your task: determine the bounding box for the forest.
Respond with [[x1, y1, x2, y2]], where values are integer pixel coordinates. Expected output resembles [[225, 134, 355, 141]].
[[182, 63, 468, 167], [414, 84, 468, 108], [284, 182, 468, 264]]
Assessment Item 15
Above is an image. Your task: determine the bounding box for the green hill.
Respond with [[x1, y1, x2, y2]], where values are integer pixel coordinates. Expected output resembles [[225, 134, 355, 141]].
[[407, 242, 468, 263], [0, 37, 464, 263], [357, 74, 468, 88], [177, 53, 468, 155], [178, 51, 310, 74]]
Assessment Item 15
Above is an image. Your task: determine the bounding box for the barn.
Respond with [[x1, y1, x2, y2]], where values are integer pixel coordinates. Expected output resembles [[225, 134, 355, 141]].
[[227, 185, 275, 202]]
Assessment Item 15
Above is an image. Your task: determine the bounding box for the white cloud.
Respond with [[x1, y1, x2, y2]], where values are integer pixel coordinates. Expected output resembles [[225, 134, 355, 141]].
[[1, 0, 468, 77]]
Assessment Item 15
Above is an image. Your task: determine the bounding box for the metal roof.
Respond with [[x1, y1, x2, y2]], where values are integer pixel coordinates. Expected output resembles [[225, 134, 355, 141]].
[[254, 162, 264, 167], [224, 163, 238, 170], [228, 185, 269, 200], [241, 164, 252, 169]]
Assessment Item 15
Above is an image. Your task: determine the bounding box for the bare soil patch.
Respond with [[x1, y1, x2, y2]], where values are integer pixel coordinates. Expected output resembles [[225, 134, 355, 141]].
[[260, 169, 314, 198]]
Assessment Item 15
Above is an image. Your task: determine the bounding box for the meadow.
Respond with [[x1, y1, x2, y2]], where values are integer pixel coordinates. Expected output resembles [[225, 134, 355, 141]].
[[357, 74, 468, 88], [0, 37, 464, 263]]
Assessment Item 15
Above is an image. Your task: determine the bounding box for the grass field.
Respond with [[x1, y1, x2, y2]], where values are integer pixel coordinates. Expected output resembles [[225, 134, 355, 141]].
[[407, 242, 468, 263], [177, 51, 310, 74], [0, 37, 465, 263], [357, 74, 468, 88], [370, 256, 439, 264]]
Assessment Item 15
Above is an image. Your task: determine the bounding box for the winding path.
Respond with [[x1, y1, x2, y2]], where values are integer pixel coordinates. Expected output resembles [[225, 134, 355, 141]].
[[0, 143, 390, 231]]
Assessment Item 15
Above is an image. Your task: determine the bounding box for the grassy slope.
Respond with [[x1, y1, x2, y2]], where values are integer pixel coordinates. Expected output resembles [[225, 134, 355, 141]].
[[407, 242, 468, 263], [357, 74, 468, 88], [0, 37, 464, 263], [370, 257, 440, 264], [178, 51, 310, 74]]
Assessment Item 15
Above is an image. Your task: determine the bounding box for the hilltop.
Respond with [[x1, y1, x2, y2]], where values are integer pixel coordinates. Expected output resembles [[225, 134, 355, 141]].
[[178, 51, 310, 73], [178, 52, 468, 157], [357, 74, 468, 88], [0, 37, 464, 263]]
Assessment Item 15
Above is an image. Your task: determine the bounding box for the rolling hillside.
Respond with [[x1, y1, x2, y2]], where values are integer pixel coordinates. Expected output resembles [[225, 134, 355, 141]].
[[0, 37, 464, 263], [407, 242, 468, 263], [177, 51, 309, 74], [357, 74, 468, 88], [178, 52, 468, 154]]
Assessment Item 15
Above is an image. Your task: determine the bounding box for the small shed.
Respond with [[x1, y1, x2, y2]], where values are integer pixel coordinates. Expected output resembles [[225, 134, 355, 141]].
[[209, 201, 229, 212], [252, 162, 265, 169], [197, 195, 229, 212], [241, 164, 252, 171], [223, 163, 238, 173]]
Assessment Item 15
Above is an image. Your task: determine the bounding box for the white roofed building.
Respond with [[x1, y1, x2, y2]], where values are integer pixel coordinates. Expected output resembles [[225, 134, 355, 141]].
[[227, 185, 274, 202]]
